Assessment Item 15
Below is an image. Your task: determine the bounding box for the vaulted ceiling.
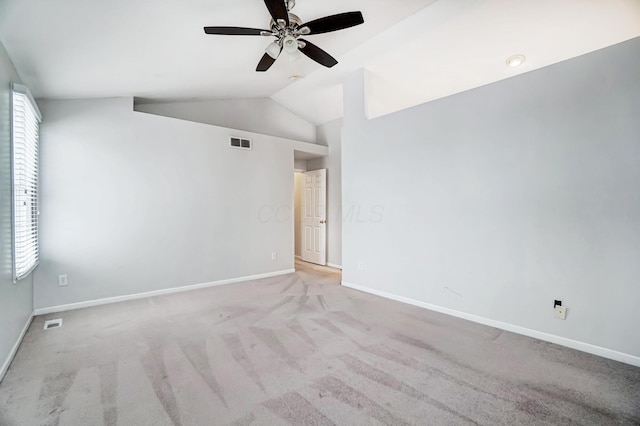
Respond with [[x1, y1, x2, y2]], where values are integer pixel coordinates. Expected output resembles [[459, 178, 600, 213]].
[[1, 0, 639, 126]]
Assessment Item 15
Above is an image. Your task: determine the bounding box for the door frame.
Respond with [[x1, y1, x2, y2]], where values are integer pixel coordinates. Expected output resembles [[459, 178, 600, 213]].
[[300, 169, 327, 266]]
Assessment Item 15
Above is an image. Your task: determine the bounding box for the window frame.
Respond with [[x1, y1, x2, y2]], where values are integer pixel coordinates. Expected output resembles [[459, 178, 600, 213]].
[[10, 83, 42, 282]]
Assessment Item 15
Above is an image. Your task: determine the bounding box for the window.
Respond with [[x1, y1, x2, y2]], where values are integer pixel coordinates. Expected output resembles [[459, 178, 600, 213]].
[[11, 83, 41, 281]]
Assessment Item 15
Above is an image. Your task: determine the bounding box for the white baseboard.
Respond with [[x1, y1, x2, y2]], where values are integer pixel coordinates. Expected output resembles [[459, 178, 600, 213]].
[[0, 313, 34, 383], [34, 269, 296, 316], [341, 281, 640, 368]]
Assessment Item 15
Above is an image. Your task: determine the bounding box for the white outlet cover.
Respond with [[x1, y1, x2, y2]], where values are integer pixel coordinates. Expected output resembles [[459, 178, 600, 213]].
[[554, 306, 567, 320], [58, 274, 68, 286]]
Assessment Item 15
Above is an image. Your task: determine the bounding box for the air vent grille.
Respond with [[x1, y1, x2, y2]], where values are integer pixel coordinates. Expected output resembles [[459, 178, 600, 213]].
[[44, 319, 63, 330], [230, 137, 252, 150]]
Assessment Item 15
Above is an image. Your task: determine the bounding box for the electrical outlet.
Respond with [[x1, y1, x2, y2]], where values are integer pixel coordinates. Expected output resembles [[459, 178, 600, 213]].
[[58, 274, 68, 286], [357, 261, 364, 270], [554, 306, 567, 320], [271, 252, 277, 261]]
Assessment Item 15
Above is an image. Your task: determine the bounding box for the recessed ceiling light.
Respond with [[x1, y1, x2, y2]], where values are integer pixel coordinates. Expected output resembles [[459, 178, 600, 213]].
[[506, 54, 526, 68], [289, 75, 302, 81]]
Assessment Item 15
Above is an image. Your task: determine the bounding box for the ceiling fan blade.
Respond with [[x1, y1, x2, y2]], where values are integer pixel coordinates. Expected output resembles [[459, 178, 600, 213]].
[[264, 0, 289, 26], [256, 50, 281, 72], [300, 12, 364, 35], [299, 40, 338, 68], [204, 26, 271, 36]]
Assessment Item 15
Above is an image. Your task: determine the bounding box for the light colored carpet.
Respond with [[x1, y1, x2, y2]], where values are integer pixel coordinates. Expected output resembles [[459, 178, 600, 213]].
[[1, 260, 639, 425]]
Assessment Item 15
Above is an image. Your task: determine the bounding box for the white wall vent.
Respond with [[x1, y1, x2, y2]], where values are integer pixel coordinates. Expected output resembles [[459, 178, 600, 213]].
[[230, 137, 252, 150], [44, 319, 63, 330]]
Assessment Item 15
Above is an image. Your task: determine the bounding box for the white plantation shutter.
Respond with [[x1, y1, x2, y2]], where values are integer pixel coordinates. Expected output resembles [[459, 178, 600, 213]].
[[11, 84, 41, 281]]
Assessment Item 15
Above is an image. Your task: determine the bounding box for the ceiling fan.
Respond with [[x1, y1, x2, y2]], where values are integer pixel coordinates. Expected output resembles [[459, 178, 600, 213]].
[[204, 0, 364, 72]]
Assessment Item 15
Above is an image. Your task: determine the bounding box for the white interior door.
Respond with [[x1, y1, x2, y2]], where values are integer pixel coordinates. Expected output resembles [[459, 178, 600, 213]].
[[302, 169, 326, 265]]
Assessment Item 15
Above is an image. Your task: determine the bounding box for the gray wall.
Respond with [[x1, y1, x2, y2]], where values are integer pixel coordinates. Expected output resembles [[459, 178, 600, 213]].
[[0, 41, 33, 380], [34, 98, 324, 309], [342, 38, 640, 358], [308, 119, 343, 267], [135, 98, 317, 144]]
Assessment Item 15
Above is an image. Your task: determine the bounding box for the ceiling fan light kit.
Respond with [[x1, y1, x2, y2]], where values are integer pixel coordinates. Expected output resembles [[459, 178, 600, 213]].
[[265, 41, 282, 59], [283, 35, 298, 53], [203, 0, 364, 72]]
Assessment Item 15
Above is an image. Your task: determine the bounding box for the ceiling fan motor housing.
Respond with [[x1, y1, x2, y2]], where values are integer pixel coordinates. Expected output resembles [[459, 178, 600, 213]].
[[270, 13, 307, 49], [271, 13, 303, 33]]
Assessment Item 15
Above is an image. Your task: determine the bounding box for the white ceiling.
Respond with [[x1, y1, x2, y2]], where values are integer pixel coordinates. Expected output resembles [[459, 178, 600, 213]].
[[1, 0, 639, 126], [0, 0, 432, 99]]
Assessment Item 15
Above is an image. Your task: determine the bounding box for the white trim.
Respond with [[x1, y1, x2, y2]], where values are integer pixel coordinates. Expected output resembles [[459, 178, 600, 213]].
[[341, 281, 640, 367], [0, 313, 33, 383], [35, 269, 295, 316]]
